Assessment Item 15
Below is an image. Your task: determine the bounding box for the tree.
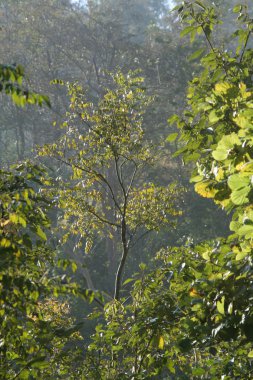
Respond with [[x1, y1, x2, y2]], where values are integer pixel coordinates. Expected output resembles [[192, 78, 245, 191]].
[[40, 71, 181, 300], [0, 162, 87, 379], [167, 1, 253, 377], [0, 65, 91, 379]]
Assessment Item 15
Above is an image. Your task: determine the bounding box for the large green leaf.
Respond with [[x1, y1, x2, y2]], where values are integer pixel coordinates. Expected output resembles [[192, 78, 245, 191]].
[[228, 174, 250, 191], [231, 186, 250, 205]]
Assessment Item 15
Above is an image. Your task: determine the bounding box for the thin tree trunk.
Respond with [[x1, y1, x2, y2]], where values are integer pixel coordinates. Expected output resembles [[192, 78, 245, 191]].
[[114, 217, 128, 300]]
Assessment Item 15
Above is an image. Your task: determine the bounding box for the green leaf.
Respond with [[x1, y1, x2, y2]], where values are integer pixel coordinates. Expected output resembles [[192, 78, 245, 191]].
[[233, 5, 242, 13], [228, 174, 250, 191], [188, 48, 206, 61], [192, 367, 206, 376], [237, 224, 253, 238], [123, 278, 134, 286], [180, 26, 196, 38], [209, 109, 221, 123], [195, 0, 206, 9], [217, 296, 225, 315], [231, 186, 250, 205], [71, 261, 78, 273], [212, 149, 228, 161], [29, 356, 48, 368], [166, 133, 178, 142], [236, 250, 248, 260], [36, 226, 47, 241], [167, 359, 176, 374], [190, 175, 203, 183], [230, 220, 241, 232]]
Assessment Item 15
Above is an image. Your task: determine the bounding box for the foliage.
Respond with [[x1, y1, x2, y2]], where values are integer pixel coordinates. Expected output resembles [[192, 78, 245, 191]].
[[81, 238, 253, 379], [40, 71, 182, 300], [0, 65, 94, 378], [0, 63, 50, 108], [167, 0, 253, 377], [0, 163, 88, 379]]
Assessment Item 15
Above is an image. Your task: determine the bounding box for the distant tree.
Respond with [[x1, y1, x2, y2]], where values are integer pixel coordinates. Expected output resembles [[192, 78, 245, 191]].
[[40, 71, 181, 299]]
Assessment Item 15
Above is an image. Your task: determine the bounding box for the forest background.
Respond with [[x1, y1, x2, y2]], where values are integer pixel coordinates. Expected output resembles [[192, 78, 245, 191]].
[[1, 0, 253, 379]]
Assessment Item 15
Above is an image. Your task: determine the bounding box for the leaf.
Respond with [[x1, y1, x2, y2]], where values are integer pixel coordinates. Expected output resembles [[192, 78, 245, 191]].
[[228, 174, 250, 190], [237, 224, 253, 238], [168, 114, 180, 125], [167, 359, 176, 374], [29, 356, 48, 369], [217, 296, 225, 315], [209, 109, 221, 123], [123, 278, 134, 286], [248, 350, 253, 358], [189, 288, 203, 298], [195, 181, 217, 198], [230, 220, 241, 232], [212, 149, 228, 161], [236, 250, 248, 261], [202, 250, 210, 261], [230, 186, 250, 205], [233, 114, 250, 128], [36, 226, 47, 241], [190, 175, 203, 183], [195, 0, 206, 9], [71, 261, 78, 272], [18, 215, 27, 227], [214, 82, 233, 95], [158, 335, 165, 350], [9, 213, 19, 224], [212, 133, 241, 161], [166, 133, 178, 142], [180, 26, 196, 38], [192, 368, 206, 376], [233, 5, 242, 13], [188, 48, 206, 61]]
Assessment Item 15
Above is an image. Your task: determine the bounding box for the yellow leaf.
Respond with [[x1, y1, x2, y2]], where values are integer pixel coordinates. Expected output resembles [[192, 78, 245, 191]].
[[248, 350, 253, 358], [0, 238, 11, 247], [215, 168, 224, 181], [239, 82, 246, 92], [195, 181, 217, 198], [9, 213, 19, 224], [233, 115, 249, 128], [239, 82, 251, 99], [189, 288, 204, 298], [214, 82, 233, 95], [202, 250, 210, 261], [158, 336, 165, 350], [214, 198, 230, 208]]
